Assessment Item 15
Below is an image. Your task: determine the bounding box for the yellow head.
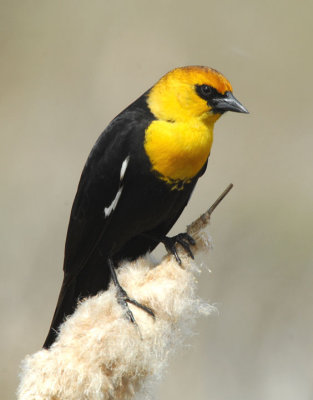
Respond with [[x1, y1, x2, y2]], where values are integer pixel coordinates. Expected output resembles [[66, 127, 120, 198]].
[[147, 66, 247, 122]]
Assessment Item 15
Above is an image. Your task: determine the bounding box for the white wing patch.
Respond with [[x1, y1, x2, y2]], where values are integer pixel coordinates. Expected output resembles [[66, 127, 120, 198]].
[[104, 156, 130, 218], [120, 156, 130, 180], [104, 186, 123, 217]]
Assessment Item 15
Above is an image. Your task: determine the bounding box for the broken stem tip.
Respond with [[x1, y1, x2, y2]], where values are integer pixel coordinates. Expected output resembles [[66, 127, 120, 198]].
[[207, 183, 233, 217]]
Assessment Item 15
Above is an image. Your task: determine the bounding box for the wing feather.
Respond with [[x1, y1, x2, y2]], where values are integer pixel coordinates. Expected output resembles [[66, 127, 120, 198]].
[[63, 118, 132, 274]]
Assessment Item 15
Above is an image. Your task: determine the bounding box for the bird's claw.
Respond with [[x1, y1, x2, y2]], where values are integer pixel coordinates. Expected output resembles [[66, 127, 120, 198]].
[[116, 285, 155, 324], [162, 233, 196, 265]]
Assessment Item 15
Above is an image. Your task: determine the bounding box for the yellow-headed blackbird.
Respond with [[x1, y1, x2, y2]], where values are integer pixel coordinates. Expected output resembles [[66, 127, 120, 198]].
[[43, 66, 248, 348]]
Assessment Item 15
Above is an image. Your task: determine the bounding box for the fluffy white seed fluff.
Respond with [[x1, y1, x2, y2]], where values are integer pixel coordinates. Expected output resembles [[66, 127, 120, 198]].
[[17, 226, 214, 400]]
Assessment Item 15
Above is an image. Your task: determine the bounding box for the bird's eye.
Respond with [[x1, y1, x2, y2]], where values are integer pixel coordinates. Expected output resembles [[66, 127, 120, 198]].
[[201, 85, 213, 96]]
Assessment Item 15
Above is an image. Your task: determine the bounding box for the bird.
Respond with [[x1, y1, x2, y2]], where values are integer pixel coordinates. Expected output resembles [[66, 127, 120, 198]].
[[43, 66, 248, 348]]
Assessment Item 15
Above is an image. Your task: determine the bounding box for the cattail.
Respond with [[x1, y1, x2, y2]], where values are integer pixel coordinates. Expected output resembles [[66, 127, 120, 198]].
[[18, 185, 232, 400]]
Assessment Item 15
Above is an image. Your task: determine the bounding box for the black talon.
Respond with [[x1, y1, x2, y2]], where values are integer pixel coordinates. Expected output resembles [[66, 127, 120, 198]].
[[126, 298, 155, 318], [176, 237, 195, 259], [162, 236, 182, 264], [161, 233, 196, 265], [108, 258, 155, 323], [184, 233, 196, 246], [116, 287, 136, 324]]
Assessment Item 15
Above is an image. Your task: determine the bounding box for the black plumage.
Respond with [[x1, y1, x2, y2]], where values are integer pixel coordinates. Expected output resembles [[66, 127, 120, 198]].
[[43, 93, 206, 348], [43, 65, 247, 348]]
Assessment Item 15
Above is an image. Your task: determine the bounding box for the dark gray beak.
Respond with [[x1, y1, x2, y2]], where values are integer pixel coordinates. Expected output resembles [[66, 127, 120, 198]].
[[212, 91, 249, 114]]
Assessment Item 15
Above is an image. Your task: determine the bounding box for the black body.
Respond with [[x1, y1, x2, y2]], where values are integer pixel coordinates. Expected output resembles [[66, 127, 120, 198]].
[[43, 93, 207, 348]]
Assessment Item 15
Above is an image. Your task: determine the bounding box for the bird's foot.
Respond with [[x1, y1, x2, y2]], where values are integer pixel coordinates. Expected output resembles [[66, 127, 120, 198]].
[[115, 285, 155, 324], [108, 257, 155, 324], [162, 232, 196, 265]]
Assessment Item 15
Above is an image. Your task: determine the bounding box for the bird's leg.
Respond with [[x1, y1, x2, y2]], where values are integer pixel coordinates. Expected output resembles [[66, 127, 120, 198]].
[[108, 258, 155, 323], [141, 232, 196, 265], [161, 233, 195, 265]]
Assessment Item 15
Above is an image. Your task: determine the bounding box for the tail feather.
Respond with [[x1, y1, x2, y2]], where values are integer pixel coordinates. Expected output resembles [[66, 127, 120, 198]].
[[43, 274, 77, 348], [43, 259, 111, 348]]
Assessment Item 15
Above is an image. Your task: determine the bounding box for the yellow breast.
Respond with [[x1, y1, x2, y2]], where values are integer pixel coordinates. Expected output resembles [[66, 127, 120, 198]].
[[144, 118, 214, 183]]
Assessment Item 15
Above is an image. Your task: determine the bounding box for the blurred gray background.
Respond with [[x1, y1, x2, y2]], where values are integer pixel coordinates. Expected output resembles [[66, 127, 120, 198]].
[[1, 1, 313, 399]]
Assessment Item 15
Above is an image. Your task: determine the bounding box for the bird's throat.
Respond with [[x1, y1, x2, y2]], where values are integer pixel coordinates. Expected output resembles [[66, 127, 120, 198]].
[[144, 119, 214, 183]]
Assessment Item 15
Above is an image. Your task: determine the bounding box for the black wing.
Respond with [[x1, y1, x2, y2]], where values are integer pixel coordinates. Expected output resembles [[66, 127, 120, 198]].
[[63, 106, 151, 276]]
